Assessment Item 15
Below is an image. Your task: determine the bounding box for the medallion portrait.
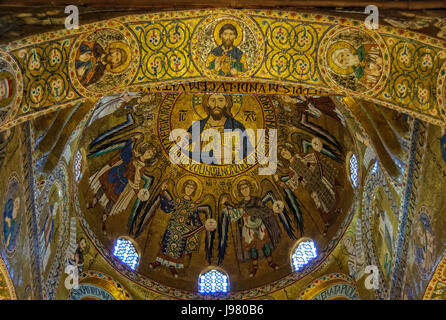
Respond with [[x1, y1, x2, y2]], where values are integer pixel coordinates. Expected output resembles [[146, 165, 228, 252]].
[[71, 28, 138, 94], [192, 15, 264, 79], [319, 27, 389, 95], [0, 55, 22, 126]]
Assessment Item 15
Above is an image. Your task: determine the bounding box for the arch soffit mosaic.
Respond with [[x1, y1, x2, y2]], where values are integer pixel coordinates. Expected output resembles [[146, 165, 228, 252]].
[[0, 8, 446, 132]]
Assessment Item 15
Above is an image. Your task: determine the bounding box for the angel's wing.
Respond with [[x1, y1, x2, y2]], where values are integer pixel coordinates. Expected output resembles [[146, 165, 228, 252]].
[[87, 92, 137, 127], [262, 190, 297, 240], [196, 204, 215, 265], [216, 193, 232, 266], [127, 168, 163, 234], [132, 189, 173, 238], [88, 112, 136, 152], [261, 178, 303, 237], [282, 188, 304, 236]]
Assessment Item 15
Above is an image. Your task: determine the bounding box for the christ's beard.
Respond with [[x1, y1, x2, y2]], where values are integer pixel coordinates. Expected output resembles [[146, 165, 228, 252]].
[[222, 40, 233, 49], [210, 109, 224, 120]]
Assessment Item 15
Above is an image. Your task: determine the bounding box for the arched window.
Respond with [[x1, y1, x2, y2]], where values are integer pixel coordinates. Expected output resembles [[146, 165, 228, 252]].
[[291, 239, 317, 272], [198, 268, 229, 295], [349, 154, 359, 188], [112, 238, 139, 270]]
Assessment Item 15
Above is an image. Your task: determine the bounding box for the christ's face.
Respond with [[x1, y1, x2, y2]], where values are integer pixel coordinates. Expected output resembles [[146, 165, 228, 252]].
[[333, 48, 359, 69], [184, 182, 196, 197], [208, 95, 227, 120], [221, 29, 236, 48]]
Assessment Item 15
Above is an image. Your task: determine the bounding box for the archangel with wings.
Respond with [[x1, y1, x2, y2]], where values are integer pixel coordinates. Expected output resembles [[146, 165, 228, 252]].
[[142, 178, 217, 278], [217, 178, 301, 277]]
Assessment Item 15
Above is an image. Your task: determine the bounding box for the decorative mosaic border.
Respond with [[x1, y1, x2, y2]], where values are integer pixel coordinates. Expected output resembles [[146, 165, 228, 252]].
[[38, 165, 70, 300], [361, 163, 399, 299], [299, 272, 359, 300], [423, 251, 446, 300], [390, 119, 427, 299], [1, 8, 446, 132], [68, 270, 132, 300]]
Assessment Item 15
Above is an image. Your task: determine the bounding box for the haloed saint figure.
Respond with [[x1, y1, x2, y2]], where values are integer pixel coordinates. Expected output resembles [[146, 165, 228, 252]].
[[207, 22, 248, 77], [75, 41, 131, 86], [331, 44, 382, 88]]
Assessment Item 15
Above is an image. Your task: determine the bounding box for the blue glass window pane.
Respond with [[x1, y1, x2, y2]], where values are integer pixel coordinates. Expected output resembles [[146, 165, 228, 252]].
[[291, 240, 317, 272], [198, 269, 229, 294], [113, 238, 139, 270]]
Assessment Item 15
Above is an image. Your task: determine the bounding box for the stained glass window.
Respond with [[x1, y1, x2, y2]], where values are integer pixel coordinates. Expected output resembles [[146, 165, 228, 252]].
[[291, 240, 317, 272], [198, 269, 229, 294], [349, 154, 359, 188], [113, 238, 139, 270]]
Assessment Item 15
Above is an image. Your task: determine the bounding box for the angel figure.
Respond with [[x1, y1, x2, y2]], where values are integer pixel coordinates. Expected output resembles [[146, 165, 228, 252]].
[[276, 142, 342, 236], [87, 133, 158, 234], [87, 92, 160, 150], [218, 178, 298, 277], [148, 178, 217, 278]]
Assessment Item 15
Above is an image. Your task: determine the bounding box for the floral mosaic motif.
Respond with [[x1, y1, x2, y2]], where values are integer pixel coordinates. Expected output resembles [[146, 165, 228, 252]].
[[12, 39, 79, 114], [253, 17, 328, 83], [379, 37, 441, 117], [129, 18, 200, 82]]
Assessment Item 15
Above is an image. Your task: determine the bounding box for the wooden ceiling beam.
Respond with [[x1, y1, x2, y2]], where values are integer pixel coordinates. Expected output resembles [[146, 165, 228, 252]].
[[0, 0, 445, 10]]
